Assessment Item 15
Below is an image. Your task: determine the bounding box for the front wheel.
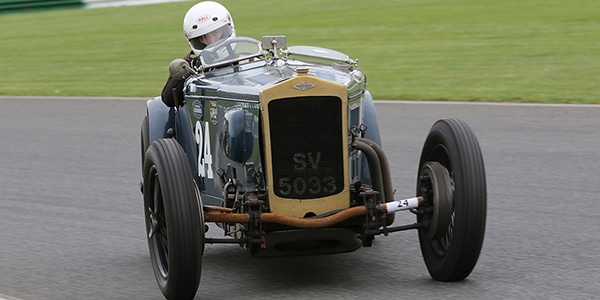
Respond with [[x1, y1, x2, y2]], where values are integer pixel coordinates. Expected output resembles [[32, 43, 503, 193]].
[[143, 138, 204, 299], [416, 118, 486, 281]]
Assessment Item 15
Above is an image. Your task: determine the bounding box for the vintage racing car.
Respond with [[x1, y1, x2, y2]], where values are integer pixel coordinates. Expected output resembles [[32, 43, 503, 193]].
[[140, 36, 486, 300]]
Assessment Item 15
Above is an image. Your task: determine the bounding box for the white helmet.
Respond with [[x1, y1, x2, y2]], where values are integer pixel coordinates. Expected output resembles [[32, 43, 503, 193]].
[[183, 1, 236, 56]]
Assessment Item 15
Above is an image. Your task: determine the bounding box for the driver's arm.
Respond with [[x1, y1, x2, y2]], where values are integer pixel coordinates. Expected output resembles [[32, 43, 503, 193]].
[[161, 51, 195, 107]]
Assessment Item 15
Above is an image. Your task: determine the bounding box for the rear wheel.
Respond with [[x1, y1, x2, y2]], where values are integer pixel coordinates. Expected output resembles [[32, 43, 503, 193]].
[[416, 118, 486, 281], [143, 138, 204, 299]]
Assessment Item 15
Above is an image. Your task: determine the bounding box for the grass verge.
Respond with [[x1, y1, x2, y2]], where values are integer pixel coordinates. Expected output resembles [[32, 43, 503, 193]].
[[0, 0, 598, 103]]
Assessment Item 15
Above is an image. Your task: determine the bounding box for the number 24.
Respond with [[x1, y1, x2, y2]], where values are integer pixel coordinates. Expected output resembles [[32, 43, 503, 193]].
[[195, 120, 214, 179]]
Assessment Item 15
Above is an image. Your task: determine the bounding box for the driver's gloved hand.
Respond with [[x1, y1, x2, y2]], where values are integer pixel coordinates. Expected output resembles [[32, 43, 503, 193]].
[[169, 58, 197, 80]]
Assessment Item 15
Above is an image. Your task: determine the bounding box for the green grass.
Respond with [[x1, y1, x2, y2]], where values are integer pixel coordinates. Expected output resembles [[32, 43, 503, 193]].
[[0, 0, 599, 103]]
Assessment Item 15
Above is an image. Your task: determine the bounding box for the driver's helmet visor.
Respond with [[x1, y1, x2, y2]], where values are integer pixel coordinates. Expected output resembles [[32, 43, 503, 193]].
[[189, 25, 233, 51]]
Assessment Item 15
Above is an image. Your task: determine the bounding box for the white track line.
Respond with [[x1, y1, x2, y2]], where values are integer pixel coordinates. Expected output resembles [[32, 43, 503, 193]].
[[375, 100, 600, 108], [0, 293, 24, 300]]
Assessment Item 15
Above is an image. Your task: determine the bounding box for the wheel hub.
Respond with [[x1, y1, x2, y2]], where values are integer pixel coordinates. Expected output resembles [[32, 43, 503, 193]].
[[418, 162, 454, 240]]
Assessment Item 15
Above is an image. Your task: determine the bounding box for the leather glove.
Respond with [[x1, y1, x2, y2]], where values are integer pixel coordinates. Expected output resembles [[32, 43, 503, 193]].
[[169, 58, 197, 80]]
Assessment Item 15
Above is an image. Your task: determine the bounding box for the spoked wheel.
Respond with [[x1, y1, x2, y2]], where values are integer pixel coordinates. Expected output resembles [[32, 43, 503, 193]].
[[416, 118, 486, 281], [143, 138, 204, 300]]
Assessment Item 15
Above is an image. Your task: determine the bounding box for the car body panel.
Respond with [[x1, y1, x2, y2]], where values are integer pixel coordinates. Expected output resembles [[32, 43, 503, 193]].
[[146, 37, 379, 211]]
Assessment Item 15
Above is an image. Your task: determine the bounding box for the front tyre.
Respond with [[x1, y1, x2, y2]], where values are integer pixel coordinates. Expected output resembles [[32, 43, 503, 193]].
[[143, 138, 204, 299], [417, 118, 486, 281]]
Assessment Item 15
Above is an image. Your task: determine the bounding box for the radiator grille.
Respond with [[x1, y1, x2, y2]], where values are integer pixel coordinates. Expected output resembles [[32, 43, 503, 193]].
[[268, 96, 344, 199]]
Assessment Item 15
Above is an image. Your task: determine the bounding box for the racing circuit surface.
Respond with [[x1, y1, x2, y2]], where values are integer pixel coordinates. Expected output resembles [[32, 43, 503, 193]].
[[0, 97, 598, 299]]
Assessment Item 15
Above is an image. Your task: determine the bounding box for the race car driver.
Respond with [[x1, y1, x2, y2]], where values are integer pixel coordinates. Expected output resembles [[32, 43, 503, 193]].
[[161, 1, 235, 107]]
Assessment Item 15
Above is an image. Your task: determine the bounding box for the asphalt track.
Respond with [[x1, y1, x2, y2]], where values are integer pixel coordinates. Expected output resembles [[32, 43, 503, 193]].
[[0, 97, 599, 300]]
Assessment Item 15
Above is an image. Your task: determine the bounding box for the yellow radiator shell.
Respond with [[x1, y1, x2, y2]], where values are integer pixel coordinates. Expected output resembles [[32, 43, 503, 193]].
[[259, 72, 350, 218]]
